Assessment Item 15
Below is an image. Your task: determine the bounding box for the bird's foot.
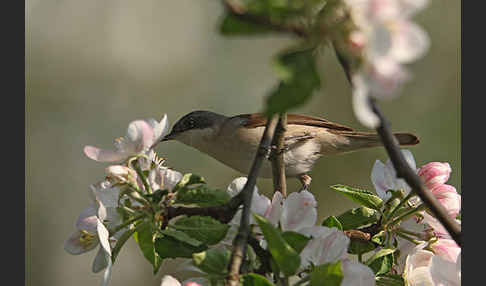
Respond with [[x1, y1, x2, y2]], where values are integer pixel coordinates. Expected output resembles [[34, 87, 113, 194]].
[[298, 174, 312, 190]]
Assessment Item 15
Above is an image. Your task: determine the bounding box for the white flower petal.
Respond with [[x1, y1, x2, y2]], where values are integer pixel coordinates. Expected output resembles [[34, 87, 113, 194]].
[[429, 254, 461, 286], [352, 75, 380, 129], [151, 114, 170, 144], [75, 206, 98, 232], [92, 246, 109, 273], [299, 227, 349, 267], [126, 120, 154, 152], [265, 192, 283, 226], [341, 259, 376, 286], [102, 254, 113, 286], [97, 219, 112, 256], [90, 181, 121, 209], [280, 191, 317, 232], [390, 21, 429, 63], [227, 177, 248, 197], [252, 192, 271, 217], [371, 160, 390, 199], [401, 149, 417, 171], [161, 275, 182, 286]]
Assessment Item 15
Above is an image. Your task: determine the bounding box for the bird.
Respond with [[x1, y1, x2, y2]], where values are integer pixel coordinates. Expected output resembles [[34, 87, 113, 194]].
[[156, 110, 419, 189]]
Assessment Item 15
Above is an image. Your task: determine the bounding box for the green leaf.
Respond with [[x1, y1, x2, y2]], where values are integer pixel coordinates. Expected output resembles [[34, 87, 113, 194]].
[[371, 231, 386, 245], [154, 236, 207, 259], [133, 223, 162, 274], [281, 231, 311, 254], [366, 248, 395, 275], [376, 274, 405, 286], [192, 248, 231, 277], [253, 214, 301, 276], [159, 229, 203, 247], [331, 184, 384, 210], [175, 185, 231, 207], [220, 13, 273, 36], [242, 273, 276, 286], [309, 261, 343, 286], [174, 173, 205, 191], [347, 239, 376, 255], [336, 207, 379, 230], [321, 216, 343, 230], [264, 48, 320, 116], [146, 189, 169, 203], [172, 216, 230, 245]]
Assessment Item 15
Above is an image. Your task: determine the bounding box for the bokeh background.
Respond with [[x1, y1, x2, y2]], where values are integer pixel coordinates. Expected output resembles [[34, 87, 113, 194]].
[[25, 1, 460, 285]]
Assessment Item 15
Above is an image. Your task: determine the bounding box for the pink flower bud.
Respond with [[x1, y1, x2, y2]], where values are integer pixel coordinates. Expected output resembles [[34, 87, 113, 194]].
[[430, 184, 461, 219], [418, 162, 451, 189], [184, 283, 201, 286], [430, 239, 460, 263], [105, 165, 137, 184]]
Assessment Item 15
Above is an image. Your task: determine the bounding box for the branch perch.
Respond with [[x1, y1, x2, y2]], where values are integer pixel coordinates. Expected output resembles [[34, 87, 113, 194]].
[[270, 113, 288, 198], [226, 115, 280, 286]]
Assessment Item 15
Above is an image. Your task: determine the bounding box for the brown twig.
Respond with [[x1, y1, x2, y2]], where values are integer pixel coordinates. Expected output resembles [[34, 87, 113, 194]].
[[226, 115, 280, 286], [270, 113, 288, 198]]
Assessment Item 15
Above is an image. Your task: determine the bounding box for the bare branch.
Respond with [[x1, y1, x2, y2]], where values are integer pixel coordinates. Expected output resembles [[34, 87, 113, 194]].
[[270, 113, 288, 198], [226, 115, 279, 286]]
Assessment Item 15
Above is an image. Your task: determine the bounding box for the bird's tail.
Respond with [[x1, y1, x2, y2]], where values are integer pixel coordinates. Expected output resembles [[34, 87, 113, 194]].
[[334, 131, 419, 153]]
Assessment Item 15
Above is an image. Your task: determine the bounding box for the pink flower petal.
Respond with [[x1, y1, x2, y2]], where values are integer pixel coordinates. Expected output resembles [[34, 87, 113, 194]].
[[390, 20, 429, 63], [429, 254, 461, 286], [431, 239, 460, 263], [265, 192, 283, 226], [83, 145, 127, 162], [161, 275, 182, 286], [126, 120, 154, 152], [75, 206, 98, 232], [341, 259, 376, 286], [418, 162, 452, 189], [281, 190, 317, 232]]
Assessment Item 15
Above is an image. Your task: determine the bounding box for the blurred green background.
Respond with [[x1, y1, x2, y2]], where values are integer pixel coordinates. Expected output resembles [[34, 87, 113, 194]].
[[25, 0, 460, 285]]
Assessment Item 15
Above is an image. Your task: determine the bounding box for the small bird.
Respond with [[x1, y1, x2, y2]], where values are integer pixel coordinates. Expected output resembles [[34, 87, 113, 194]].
[[158, 110, 419, 189]]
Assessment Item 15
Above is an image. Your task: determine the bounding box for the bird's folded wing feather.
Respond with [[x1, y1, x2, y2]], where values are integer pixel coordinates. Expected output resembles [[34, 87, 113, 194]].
[[235, 113, 354, 131]]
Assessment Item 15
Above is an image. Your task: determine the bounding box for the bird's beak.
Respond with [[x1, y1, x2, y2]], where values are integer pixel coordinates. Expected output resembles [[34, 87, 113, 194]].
[[150, 132, 176, 149]]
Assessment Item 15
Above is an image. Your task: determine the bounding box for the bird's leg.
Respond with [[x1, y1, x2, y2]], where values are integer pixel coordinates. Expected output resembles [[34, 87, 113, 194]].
[[298, 174, 312, 190]]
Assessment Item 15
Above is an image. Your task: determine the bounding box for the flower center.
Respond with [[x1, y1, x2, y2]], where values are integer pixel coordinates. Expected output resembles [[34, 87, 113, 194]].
[[79, 229, 97, 248]]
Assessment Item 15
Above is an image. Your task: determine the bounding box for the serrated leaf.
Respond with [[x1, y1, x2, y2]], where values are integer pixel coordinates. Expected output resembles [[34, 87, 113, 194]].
[[310, 261, 343, 286], [336, 207, 379, 230], [220, 13, 272, 36], [331, 184, 383, 210], [321, 216, 343, 230], [264, 48, 320, 116], [154, 236, 207, 259], [159, 229, 203, 247], [192, 248, 231, 277], [242, 273, 276, 286], [133, 223, 162, 274], [253, 214, 301, 276], [376, 274, 405, 286], [175, 186, 231, 207], [172, 216, 230, 245], [366, 248, 395, 275], [281, 231, 311, 254]]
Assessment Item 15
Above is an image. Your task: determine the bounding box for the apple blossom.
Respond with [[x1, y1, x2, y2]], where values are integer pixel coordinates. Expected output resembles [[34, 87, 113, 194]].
[[341, 259, 376, 286], [403, 242, 460, 286], [84, 115, 169, 163], [344, 0, 429, 128], [371, 149, 416, 200], [148, 165, 183, 192], [428, 184, 461, 219], [299, 226, 350, 268], [417, 162, 452, 190]]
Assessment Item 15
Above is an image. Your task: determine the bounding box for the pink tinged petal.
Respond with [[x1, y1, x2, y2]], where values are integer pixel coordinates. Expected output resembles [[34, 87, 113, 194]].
[[418, 162, 452, 190], [430, 184, 461, 218], [64, 230, 99, 255], [92, 246, 109, 273], [126, 120, 155, 152], [183, 278, 208, 286], [365, 59, 410, 97], [280, 190, 317, 232], [430, 239, 460, 263], [422, 212, 461, 239], [341, 259, 376, 286], [97, 219, 112, 256], [390, 21, 429, 63], [300, 227, 349, 267], [163, 168, 183, 191], [252, 193, 271, 217], [161, 275, 182, 286], [429, 254, 460, 286], [76, 206, 98, 232], [265, 192, 283, 226], [149, 114, 170, 144], [83, 145, 127, 162], [90, 182, 121, 209], [352, 75, 380, 129]]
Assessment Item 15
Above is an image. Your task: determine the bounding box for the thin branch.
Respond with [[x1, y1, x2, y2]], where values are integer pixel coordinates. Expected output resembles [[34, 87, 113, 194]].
[[226, 115, 279, 286], [369, 98, 461, 246], [270, 113, 288, 198], [248, 236, 272, 275]]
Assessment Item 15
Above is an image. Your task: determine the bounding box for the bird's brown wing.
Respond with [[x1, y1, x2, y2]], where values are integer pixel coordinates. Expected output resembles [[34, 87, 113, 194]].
[[235, 113, 355, 132]]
